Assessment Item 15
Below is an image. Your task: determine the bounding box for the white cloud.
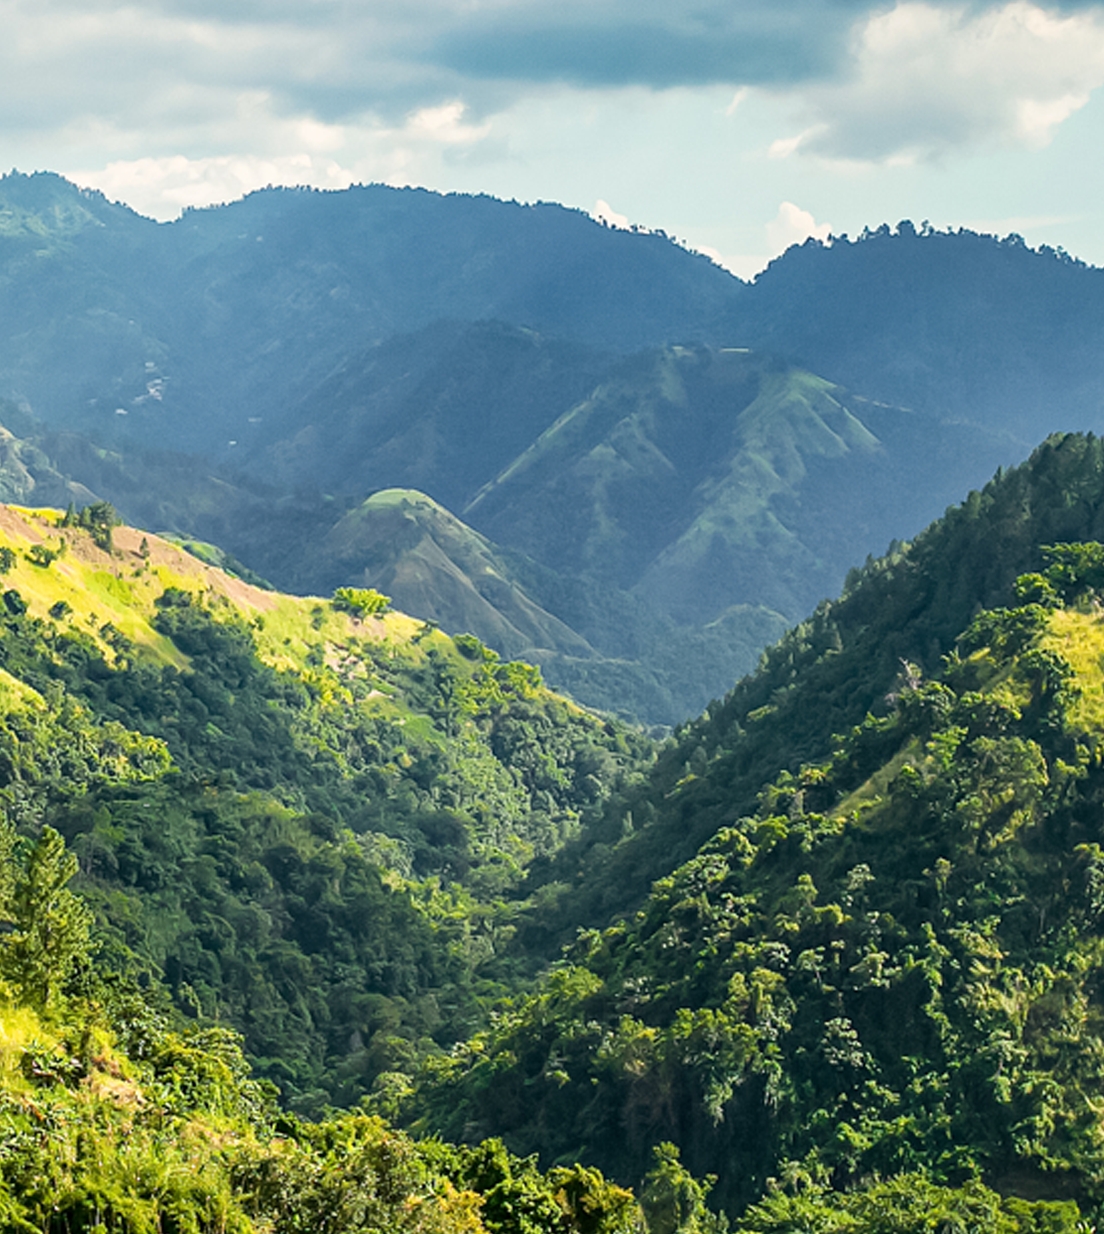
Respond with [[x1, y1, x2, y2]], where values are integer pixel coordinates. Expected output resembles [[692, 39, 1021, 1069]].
[[768, 128, 822, 159], [69, 154, 349, 217], [780, 1, 1104, 162], [765, 201, 832, 251], [677, 204, 832, 282], [725, 87, 749, 116], [67, 100, 494, 219], [592, 198, 630, 228]]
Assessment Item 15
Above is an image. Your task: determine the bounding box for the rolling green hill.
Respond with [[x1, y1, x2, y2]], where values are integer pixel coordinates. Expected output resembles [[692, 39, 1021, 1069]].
[[0, 344, 1018, 726], [0, 503, 652, 1110], [295, 488, 595, 663]]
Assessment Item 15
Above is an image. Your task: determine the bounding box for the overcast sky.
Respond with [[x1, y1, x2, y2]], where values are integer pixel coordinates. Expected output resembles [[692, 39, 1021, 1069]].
[[5, 0, 1104, 276]]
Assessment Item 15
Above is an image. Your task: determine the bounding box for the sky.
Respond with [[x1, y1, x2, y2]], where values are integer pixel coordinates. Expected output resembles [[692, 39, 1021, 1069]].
[[4, 0, 1104, 278]]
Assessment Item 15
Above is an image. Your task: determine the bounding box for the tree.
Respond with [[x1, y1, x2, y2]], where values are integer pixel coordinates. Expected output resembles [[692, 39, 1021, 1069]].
[[332, 587, 391, 618], [640, 1145, 724, 1234], [2, 826, 93, 1009]]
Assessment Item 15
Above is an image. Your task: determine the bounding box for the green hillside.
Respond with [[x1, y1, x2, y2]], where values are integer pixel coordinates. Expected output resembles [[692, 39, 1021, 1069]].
[[0, 868, 1063, 1232], [237, 346, 1020, 723], [1, 451, 1104, 1227], [0, 853, 641, 1233], [520, 432, 1104, 945], [0, 503, 652, 1111], [399, 438, 1104, 1225], [298, 489, 594, 662]]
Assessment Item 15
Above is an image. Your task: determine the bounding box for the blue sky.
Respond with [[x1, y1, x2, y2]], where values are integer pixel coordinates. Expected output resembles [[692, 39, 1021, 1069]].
[[5, 0, 1104, 276]]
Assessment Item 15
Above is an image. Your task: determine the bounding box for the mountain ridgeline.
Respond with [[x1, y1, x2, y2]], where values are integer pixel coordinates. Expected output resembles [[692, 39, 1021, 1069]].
[[3, 171, 1104, 722]]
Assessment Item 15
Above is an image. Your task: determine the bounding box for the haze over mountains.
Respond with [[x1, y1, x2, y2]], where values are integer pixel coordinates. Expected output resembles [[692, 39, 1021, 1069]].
[[2, 170, 1102, 720]]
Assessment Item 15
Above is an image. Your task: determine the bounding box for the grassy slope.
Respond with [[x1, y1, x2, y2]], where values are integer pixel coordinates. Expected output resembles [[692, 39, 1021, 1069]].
[[0, 504, 459, 697]]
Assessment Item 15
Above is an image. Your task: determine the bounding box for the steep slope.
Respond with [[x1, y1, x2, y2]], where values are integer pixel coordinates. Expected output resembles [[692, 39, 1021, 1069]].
[[519, 432, 1104, 941], [465, 346, 1019, 626], [304, 488, 595, 662], [740, 224, 1104, 440], [405, 439, 1104, 1224], [0, 503, 652, 1108], [0, 171, 745, 457], [245, 319, 617, 508]]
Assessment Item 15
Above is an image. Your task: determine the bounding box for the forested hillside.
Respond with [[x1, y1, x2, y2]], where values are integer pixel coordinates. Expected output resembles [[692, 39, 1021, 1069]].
[[0, 831, 643, 1233], [0, 503, 652, 1111], [524, 432, 1104, 940], [0, 825, 1074, 1232], [1, 443, 1104, 1226], [398, 434, 1104, 1225]]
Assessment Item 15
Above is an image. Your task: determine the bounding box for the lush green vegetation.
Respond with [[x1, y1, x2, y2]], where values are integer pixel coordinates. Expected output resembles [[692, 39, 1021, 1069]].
[[401, 452, 1104, 1223], [0, 822, 646, 1231], [0, 506, 652, 1115], [524, 432, 1104, 947], [9, 438, 1104, 1226]]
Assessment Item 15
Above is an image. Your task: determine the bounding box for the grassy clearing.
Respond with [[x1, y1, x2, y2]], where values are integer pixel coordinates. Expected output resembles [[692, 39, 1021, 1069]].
[[1042, 608, 1104, 732]]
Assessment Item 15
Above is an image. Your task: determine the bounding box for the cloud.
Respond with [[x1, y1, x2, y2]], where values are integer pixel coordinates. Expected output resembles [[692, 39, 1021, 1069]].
[[4, 0, 1104, 219], [592, 199, 631, 228], [765, 201, 832, 251], [67, 101, 492, 219], [780, 1, 1104, 162], [7, 0, 1046, 148]]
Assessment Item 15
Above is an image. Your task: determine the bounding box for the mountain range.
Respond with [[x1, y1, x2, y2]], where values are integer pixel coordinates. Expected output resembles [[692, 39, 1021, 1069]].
[[2, 171, 1104, 726]]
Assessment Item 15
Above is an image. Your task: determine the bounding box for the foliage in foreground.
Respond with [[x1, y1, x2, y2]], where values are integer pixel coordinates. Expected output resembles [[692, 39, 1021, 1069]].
[[405, 541, 1104, 1224], [0, 820, 640, 1232], [0, 821, 1078, 1231]]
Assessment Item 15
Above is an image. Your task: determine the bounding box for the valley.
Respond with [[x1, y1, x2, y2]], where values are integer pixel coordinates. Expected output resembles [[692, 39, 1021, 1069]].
[[2, 172, 1104, 1229]]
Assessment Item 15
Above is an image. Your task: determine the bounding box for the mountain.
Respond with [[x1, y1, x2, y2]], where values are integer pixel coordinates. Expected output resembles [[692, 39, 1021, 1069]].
[[302, 487, 595, 661], [0, 170, 744, 460], [523, 432, 1104, 942], [0, 340, 1019, 724], [737, 223, 1104, 441], [401, 432, 1104, 1222], [5, 172, 1104, 726], [0, 467, 1100, 1226], [0, 501, 653, 1108], [461, 346, 1018, 627]]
